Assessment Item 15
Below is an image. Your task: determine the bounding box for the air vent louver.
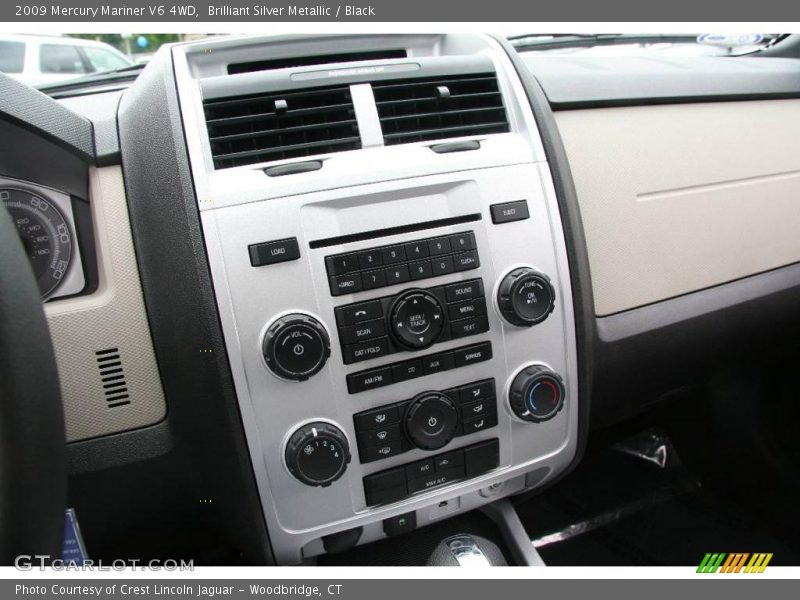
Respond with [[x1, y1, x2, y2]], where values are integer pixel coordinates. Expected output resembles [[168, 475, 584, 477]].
[[372, 73, 510, 146], [96, 348, 130, 408], [204, 85, 361, 169]]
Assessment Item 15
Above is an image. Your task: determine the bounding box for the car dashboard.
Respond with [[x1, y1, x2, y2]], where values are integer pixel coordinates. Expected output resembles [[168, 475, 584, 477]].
[[1, 33, 799, 566]]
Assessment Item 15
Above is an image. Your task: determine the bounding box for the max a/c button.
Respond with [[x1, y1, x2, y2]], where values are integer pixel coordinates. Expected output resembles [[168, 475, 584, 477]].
[[248, 237, 300, 267], [490, 200, 530, 224]]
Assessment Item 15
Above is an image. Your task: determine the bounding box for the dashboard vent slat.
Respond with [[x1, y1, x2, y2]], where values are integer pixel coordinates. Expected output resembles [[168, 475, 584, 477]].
[[372, 73, 510, 146], [203, 84, 361, 169], [95, 348, 131, 409]]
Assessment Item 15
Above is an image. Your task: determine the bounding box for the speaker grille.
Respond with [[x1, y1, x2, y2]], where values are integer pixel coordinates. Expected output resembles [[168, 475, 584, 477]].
[[96, 348, 130, 408]]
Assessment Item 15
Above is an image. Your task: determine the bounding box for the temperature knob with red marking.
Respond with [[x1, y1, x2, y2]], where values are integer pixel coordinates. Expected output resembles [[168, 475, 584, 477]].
[[508, 365, 565, 423]]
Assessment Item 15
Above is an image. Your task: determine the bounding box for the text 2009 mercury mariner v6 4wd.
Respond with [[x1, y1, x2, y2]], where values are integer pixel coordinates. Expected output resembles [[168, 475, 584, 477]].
[[1, 33, 800, 566]]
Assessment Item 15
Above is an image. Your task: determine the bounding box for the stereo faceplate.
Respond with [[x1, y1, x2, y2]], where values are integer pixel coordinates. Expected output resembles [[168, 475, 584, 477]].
[[200, 163, 578, 563]]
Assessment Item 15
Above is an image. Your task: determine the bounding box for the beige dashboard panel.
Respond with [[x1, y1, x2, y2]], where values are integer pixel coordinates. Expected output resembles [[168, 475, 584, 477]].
[[45, 166, 166, 442], [555, 100, 800, 316]]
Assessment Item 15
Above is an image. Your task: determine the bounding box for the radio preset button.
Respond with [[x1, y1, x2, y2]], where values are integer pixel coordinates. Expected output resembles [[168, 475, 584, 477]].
[[325, 252, 359, 275], [449, 232, 476, 251], [362, 269, 387, 290], [403, 241, 430, 260], [431, 255, 455, 277], [357, 249, 384, 270], [382, 245, 406, 264], [408, 260, 433, 280], [384, 264, 411, 286], [428, 237, 452, 255]]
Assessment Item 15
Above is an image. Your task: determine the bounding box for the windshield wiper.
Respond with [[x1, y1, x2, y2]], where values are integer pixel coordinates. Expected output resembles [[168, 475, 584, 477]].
[[509, 33, 704, 51], [37, 63, 146, 98]]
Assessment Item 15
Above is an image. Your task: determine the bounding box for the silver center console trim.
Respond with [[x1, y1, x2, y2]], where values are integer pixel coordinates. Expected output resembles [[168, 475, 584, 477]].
[[173, 33, 578, 564]]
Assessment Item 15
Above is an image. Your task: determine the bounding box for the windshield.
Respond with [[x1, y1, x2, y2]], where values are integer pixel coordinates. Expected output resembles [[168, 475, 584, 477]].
[[507, 33, 786, 56], [0, 33, 791, 90], [0, 33, 214, 88]]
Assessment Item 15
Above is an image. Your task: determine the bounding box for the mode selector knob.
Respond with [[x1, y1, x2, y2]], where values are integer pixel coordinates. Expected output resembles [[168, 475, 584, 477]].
[[497, 267, 555, 327], [285, 422, 350, 487], [263, 314, 330, 381], [404, 392, 459, 451], [508, 365, 565, 423]]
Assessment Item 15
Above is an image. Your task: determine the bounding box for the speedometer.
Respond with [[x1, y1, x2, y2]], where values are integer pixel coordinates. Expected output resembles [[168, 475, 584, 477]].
[[0, 187, 73, 299]]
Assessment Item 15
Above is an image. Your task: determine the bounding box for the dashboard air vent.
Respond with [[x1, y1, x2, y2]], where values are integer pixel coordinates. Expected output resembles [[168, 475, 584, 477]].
[[95, 348, 130, 408], [228, 50, 407, 74], [203, 85, 361, 169], [372, 73, 510, 146]]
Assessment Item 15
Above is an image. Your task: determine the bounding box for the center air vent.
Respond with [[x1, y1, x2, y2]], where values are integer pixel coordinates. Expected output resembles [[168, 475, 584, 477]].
[[372, 73, 510, 146], [203, 85, 361, 169]]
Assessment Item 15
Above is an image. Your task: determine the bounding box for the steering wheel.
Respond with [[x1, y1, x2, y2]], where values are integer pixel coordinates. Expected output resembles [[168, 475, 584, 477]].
[[0, 204, 67, 564]]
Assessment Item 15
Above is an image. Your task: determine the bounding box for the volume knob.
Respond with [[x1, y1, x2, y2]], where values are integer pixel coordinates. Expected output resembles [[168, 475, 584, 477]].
[[262, 314, 330, 381]]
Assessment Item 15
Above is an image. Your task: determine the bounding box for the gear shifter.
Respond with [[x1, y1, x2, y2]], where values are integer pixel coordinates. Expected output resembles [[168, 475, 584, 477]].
[[427, 534, 508, 566]]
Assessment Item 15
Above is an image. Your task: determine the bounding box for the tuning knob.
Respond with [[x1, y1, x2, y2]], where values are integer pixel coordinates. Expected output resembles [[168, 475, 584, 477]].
[[508, 365, 565, 423], [285, 422, 350, 487], [262, 314, 330, 381], [497, 268, 555, 327]]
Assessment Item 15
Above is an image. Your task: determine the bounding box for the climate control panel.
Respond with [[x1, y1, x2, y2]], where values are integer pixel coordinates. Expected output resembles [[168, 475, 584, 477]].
[[353, 378, 499, 463]]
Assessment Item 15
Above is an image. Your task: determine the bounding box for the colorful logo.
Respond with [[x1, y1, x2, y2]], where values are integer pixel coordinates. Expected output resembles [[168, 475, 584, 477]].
[[697, 553, 773, 573]]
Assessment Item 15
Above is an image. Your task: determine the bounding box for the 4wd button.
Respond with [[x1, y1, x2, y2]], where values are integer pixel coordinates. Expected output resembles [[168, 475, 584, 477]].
[[389, 290, 445, 350], [403, 392, 458, 451]]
